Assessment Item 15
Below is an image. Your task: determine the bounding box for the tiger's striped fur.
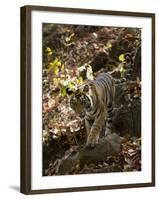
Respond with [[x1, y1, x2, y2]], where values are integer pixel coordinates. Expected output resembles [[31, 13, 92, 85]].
[[69, 73, 115, 147]]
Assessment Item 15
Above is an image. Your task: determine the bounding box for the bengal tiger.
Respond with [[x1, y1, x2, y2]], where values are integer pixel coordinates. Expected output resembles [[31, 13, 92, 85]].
[[67, 73, 116, 148]]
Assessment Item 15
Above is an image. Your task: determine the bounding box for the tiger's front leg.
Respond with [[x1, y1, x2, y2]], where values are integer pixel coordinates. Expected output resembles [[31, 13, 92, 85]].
[[86, 116, 104, 148], [85, 118, 91, 137]]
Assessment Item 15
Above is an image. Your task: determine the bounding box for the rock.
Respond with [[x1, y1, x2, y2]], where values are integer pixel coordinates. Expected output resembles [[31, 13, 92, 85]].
[[78, 133, 121, 167], [113, 98, 141, 137], [57, 133, 121, 174]]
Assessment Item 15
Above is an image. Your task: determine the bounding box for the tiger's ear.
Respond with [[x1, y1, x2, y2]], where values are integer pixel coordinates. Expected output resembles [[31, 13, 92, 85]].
[[66, 87, 74, 95], [83, 84, 89, 92]]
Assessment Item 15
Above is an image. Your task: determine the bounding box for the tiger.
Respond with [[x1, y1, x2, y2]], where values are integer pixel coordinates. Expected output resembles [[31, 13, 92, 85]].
[[67, 73, 115, 148]]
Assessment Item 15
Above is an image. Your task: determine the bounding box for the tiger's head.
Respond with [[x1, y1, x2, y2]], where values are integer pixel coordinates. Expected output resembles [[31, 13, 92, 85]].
[[67, 83, 95, 117]]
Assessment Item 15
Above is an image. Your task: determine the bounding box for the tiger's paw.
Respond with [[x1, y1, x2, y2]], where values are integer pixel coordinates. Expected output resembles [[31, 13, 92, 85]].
[[86, 133, 99, 148]]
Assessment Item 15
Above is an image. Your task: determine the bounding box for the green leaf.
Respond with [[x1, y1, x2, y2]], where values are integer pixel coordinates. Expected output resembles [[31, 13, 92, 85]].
[[48, 64, 59, 75], [51, 58, 58, 66], [53, 77, 60, 85], [61, 64, 65, 71], [56, 61, 61, 67], [45, 47, 53, 55], [76, 76, 83, 85], [61, 86, 67, 97], [52, 65, 59, 75], [119, 54, 125, 62], [48, 58, 62, 75], [68, 82, 77, 92], [48, 63, 54, 71], [46, 47, 52, 52], [118, 63, 126, 78], [106, 41, 112, 49]]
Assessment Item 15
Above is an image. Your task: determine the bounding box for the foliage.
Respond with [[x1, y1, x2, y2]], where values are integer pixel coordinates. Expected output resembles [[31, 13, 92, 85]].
[[119, 54, 125, 62]]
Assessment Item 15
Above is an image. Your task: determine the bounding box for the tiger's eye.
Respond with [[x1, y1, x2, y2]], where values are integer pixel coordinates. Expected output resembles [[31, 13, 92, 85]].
[[75, 93, 81, 98]]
